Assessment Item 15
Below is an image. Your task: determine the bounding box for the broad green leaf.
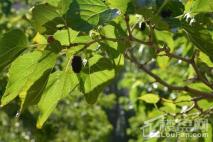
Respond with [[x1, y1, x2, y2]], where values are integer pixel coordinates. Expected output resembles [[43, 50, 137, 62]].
[[189, 0, 213, 13], [157, 0, 184, 17], [188, 83, 212, 93], [82, 55, 115, 104], [175, 95, 193, 106], [100, 24, 126, 69], [157, 56, 170, 68], [199, 52, 213, 67], [45, 0, 73, 14], [31, 4, 63, 34], [20, 70, 51, 112], [155, 30, 174, 51], [184, 26, 213, 61], [101, 25, 119, 58], [45, 0, 61, 7], [0, 50, 57, 107], [58, 0, 73, 14], [108, 0, 131, 14], [66, 35, 98, 56], [101, 24, 127, 58], [162, 100, 176, 113], [138, 93, 160, 104], [0, 30, 27, 72], [197, 99, 213, 111], [53, 28, 79, 46], [37, 71, 79, 128], [66, 0, 119, 31]]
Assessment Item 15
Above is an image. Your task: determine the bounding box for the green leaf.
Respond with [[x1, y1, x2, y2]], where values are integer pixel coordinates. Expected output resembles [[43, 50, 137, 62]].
[[160, 102, 176, 113], [158, 0, 184, 17], [189, 0, 213, 14], [175, 95, 193, 106], [0, 30, 28, 72], [58, 0, 74, 14], [184, 25, 213, 61], [199, 52, 213, 67], [101, 24, 127, 58], [81, 55, 115, 104], [155, 30, 174, 51], [31, 4, 63, 34], [20, 70, 51, 112], [37, 71, 79, 128], [53, 28, 79, 46], [66, 0, 119, 32], [0, 50, 57, 107], [45, 0, 61, 7], [157, 56, 170, 68], [197, 99, 213, 111], [138, 93, 160, 104], [100, 23, 126, 69], [108, 0, 131, 14]]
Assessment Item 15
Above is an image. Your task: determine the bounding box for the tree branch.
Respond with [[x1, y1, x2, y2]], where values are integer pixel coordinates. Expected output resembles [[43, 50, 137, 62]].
[[157, 46, 213, 90], [125, 14, 133, 40], [125, 51, 213, 99]]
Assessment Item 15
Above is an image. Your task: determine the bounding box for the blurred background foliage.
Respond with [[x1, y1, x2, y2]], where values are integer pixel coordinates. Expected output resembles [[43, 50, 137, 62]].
[[0, 0, 213, 142]]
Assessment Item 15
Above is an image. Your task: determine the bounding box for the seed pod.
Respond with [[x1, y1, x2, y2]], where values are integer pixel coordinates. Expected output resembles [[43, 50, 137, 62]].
[[160, 9, 172, 18], [71, 56, 82, 73], [140, 22, 146, 31], [47, 36, 55, 43]]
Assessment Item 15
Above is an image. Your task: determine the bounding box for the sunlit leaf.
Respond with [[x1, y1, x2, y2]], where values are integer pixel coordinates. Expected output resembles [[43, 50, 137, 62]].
[[138, 93, 160, 104], [0, 50, 57, 107], [81, 55, 115, 104], [0, 30, 28, 72], [37, 70, 79, 128]]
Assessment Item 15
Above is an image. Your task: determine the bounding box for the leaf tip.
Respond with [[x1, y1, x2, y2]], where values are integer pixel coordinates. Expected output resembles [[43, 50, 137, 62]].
[[36, 122, 43, 129]]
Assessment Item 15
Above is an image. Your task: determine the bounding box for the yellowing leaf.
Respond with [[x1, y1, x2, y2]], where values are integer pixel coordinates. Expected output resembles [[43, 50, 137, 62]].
[[33, 32, 47, 50]]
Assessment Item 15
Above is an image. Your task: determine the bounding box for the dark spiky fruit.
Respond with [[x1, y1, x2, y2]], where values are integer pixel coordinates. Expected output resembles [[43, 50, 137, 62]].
[[71, 56, 82, 73], [47, 36, 55, 43], [160, 9, 172, 18], [140, 22, 146, 31]]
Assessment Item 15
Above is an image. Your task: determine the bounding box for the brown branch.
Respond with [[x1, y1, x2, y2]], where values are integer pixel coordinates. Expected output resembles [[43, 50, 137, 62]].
[[125, 14, 133, 40], [157, 46, 191, 63], [157, 46, 213, 90], [125, 51, 213, 99], [190, 57, 213, 90], [131, 37, 153, 45]]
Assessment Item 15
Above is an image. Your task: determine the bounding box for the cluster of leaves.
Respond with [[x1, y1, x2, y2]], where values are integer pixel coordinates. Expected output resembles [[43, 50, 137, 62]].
[[0, 1, 213, 139]]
